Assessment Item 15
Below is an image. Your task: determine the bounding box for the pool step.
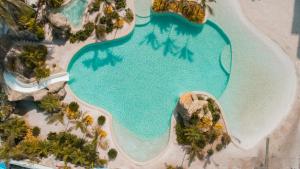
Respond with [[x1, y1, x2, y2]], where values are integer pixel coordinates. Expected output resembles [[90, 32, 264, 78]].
[[219, 44, 232, 75], [135, 15, 151, 26]]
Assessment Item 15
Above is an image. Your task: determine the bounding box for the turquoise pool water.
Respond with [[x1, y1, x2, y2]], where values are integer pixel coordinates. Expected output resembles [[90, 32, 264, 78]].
[[68, 13, 232, 159], [59, 0, 88, 27]]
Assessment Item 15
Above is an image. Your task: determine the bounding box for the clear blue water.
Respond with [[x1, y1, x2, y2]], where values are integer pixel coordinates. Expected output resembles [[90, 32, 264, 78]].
[[68, 14, 231, 140], [59, 0, 88, 27]]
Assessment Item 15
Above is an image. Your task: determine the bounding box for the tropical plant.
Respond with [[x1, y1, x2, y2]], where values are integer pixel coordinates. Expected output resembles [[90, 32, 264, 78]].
[[124, 8, 134, 23], [32, 126, 41, 137], [115, 0, 126, 9], [0, 0, 35, 30], [47, 0, 64, 9], [70, 22, 95, 43], [34, 66, 50, 80], [0, 117, 28, 145], [39, 94, 61, 113], [0, 88, 14, 121], [107, 148, 117, 160], [68, 101, 79, 113], [88, 0, 102, 13], [95, 24, 106, 38], [97, 115, 106, 126]]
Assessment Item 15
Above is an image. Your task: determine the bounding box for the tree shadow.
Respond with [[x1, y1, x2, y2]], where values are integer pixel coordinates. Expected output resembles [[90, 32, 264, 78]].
[[82, 48, 123, 71], [176, 37, 194, 62], [139, 26, 161, 50], [139, 14, 205, 61], [292, 0, 300, 58]]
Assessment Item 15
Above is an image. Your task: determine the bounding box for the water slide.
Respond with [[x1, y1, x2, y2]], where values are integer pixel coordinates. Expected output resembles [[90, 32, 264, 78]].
[[3, 71, 69, 93]]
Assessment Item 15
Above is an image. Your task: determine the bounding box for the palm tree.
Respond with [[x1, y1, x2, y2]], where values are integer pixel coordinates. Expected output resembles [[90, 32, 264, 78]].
[[185, 143, 204, 166], [0, 0, 34, 30]]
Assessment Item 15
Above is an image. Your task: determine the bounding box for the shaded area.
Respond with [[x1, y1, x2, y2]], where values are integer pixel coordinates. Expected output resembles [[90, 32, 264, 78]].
[[82, 49, 123, 71], [139, 14, 204, 62], [292, 0, 300, 58]]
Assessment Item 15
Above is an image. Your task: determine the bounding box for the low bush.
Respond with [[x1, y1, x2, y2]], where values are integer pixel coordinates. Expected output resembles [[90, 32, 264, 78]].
[[70, 22, 95, 43], [32, 126, 41, 137], [97, 115, 106, 126], [124, 8, 134, 23], [108, 148, 118, 160]]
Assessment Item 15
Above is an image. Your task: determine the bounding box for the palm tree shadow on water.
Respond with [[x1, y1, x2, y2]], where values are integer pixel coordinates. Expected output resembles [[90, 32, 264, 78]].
[[139, 14, 204, 62], [82, 48, 123, 71]]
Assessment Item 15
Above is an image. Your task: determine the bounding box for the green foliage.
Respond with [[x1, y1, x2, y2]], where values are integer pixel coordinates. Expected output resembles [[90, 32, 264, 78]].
[[108, 148, 117, 160], [97, 115, 106, 126], [70, 22, 95, 43], [221, 133, 231, 146], [68, 102, 79, 112], [207, 149, 214, 156], [88, 0, 102, 13], [20, 45, 48, 69], [205, 129, 218, 144], [115, 0, 126, 9], [47, 0, 65, 8], [175, 122, 189, 145], [19, 45, 49, 79], [216, 144, 223, 151], [0, 118, 28, 145], [32, 126, 41, 137], [124, 8, 134, 23], [39, 94, 61, 113], [0, 88, 14, 122], [46, 132, 104, 167], [34, 66, 50, 80], [18, 13, 45, 40]]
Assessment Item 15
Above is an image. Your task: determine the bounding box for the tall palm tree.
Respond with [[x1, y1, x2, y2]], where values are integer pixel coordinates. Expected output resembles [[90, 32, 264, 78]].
[[0, 0, 34, 30]]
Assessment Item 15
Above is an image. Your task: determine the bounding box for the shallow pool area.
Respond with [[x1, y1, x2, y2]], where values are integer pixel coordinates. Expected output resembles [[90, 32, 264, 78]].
[[68, 13, 232, 161], [59, 0, 88, 27]]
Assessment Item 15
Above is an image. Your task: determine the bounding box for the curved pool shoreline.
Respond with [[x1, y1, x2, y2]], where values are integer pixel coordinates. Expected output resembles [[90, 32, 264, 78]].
[[57, 0, 298, 166], [67, 12, 233, 161]]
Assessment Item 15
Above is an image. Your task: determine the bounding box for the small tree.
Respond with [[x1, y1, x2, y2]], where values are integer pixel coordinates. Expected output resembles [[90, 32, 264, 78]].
[[68, 102, 79, 113], [108, 148, 118, 160], [97, 115, 106, 126], [39, 94, 61, 113], [32, 126, 41, 137]]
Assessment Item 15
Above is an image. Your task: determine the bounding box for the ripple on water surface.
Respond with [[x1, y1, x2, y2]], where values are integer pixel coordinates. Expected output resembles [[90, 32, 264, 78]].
[[68, 14, 232, 161]]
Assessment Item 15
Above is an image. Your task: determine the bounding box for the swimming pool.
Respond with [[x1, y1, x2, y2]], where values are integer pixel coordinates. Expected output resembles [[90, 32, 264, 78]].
[[59, 0, 88, 27], [68, 13, 232, 161]]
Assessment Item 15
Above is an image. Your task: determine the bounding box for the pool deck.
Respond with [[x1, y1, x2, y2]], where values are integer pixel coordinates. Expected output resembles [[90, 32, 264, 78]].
[[20, 0, 300, 168]]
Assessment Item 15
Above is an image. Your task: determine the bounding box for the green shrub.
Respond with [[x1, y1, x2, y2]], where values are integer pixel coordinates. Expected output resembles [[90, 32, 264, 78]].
[[108, 148, 118, 160], [47, 0, 64, 8], [216, 144, 223, 151], [221, 133, 231, 146], [124, 8, 134, 23], [0, 118, 28, 144], [70, 22, 95, 43], [39, 94, 61, 113], [20, 45, 48, 70], [115, 0, 126, 9], [88, 0, 102, 13], [34, 66, 50, 80], [97, 115, 106, 126], [68, 102, 79, 112], [175, 123, 189, 145], [32, 126, 41, 137], [207, 149, 214, 156]]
